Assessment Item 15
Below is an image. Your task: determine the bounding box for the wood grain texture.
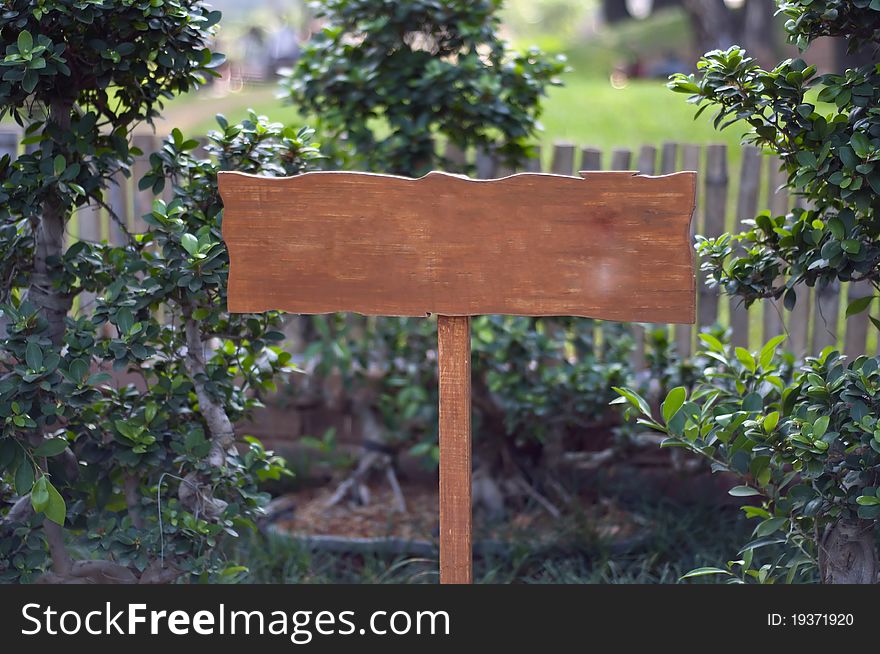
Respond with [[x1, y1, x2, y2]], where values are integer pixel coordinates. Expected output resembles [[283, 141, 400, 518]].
[[219, 170, 697, 323], [437, 315, 472, 584]]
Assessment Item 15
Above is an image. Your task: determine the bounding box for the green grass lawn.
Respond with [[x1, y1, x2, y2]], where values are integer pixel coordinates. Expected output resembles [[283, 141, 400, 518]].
[[538, 77, 745, 165], [161, 75, 747, 171]]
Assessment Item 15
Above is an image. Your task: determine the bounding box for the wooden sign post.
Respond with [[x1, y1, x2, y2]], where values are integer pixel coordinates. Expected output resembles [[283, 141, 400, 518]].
[[219, 169, 697, 584]]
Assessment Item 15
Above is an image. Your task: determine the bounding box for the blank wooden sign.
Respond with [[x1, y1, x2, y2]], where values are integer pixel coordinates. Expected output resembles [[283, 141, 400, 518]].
[[219, 171, 696, 322], [218, 169, 697, 584]]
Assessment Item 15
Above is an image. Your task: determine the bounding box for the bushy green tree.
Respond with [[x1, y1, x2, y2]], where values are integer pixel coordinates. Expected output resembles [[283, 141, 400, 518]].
[[282, 0, 567, 176], [0, 2, 319, 583], [619, 0, 880, 584], [669, 0, 880, 317], [616, 338, 880, 584]]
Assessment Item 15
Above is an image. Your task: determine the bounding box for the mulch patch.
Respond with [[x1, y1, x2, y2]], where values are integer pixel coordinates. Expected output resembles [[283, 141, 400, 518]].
[[273, 480, 648, 549]]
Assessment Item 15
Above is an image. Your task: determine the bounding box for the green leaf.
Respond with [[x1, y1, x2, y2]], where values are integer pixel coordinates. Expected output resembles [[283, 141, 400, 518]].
[[841, 239, 861, 254], [846, 295, 874, 317], [181, 233, 199, 256], [68, 358, 89, 383], [44, 480, 66, 526], [680, 567, 733, 580], [856, 495, 880, 506], [25, 341, 43, 370], [33, 438, 68, 458], [759, 335, 786, 369], [662, 386, 686, 424], [31, 476, 49, 512], [742, 392, 763, 412], [839, 145, 858, 170], [763, 411, 779, 432], [850, 132, 871, 157], [755, 517, 787, 538], [729, 485, 760, 497], [53, 154, 66, 176], [22, 70, 38, 94], [114, 420, 140, 441], [812, 415, 830, 439], [698, 332, 725, 353], [115, 307, 134, 335], [17, 30, 33, 53], [735, 347, 756, 372], [611, 387, 652, 418], [14, 462, 34, 495]]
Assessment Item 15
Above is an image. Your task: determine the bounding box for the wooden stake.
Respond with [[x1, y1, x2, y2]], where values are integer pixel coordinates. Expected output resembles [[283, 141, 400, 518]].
[[437, 315, 472, 584]]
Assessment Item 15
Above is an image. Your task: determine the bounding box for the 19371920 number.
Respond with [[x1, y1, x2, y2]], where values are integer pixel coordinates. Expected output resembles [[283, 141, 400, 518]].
[[790, 613, 853, 626]]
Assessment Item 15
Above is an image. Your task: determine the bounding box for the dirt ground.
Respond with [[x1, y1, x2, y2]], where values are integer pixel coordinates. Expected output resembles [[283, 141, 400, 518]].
[[273, 479, 650, 548]]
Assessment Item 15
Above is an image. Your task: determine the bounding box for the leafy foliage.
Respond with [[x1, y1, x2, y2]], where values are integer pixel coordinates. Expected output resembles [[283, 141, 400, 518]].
[[615, 334, 880, 583], [2, 112, 319, 582], [0, 0, 224, 228], [281, 0, 567, 176], [668, 0, 880, 321], [306, 314, 633, 473], [0, 1, 323, 582]]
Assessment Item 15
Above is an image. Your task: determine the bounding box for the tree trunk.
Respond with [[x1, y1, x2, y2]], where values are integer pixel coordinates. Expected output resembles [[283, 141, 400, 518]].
[[184, 313, 236, 468], [742, 0, 779, 67], [681, 0, 737, 58], [27, 97, 75, 576], [819, 519, 878, 584], [30, 98, 74, 344]]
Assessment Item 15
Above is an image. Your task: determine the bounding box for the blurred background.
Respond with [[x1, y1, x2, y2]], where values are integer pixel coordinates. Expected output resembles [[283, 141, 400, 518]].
[[155, 0, 857, 155]]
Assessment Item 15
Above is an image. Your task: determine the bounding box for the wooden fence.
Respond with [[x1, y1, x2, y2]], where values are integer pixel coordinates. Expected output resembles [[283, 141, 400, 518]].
[[2, 128, 876, 365]]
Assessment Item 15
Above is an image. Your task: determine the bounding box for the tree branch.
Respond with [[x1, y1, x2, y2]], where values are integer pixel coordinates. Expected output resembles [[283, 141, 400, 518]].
[[183, 307, 236, 468]]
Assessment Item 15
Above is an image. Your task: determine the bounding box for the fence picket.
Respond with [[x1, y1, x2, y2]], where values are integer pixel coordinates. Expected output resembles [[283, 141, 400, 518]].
[[131, 134, 158, 232], [580, 147, 602, 172], [729, 145, 762, 348], [674, 144, 700, 358], [107, 171, 129, 245], [660, 142, 677, 175], [524, 145, 543, 173], [443, 143, 467, 169], [699, 145, 728, 332], [475, 146, 496, 179], [637, 145, 657, 175], [550, 143, 576, 176], [0, 129, 18, 159], [844, 281, 873, 358], [610, 148, 631, 170], [609, 148, 644, 369], [812, 280, 841, 352], [762, 156, 789, 345]]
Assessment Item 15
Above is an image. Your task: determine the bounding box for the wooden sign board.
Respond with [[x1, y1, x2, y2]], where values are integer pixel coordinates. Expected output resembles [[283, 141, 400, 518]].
[[219, 169, 697, 583], [220, 171, 696, 322]]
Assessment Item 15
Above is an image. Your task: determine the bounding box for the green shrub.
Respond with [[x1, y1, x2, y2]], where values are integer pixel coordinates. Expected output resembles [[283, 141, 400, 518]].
[[616, 335, 880, 583], [668, 0, 880, 317], [0, 0, 321, 582], [1, 112, 320, 583], [282, 0, 567, 176], [649, 0, 880, 585]]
